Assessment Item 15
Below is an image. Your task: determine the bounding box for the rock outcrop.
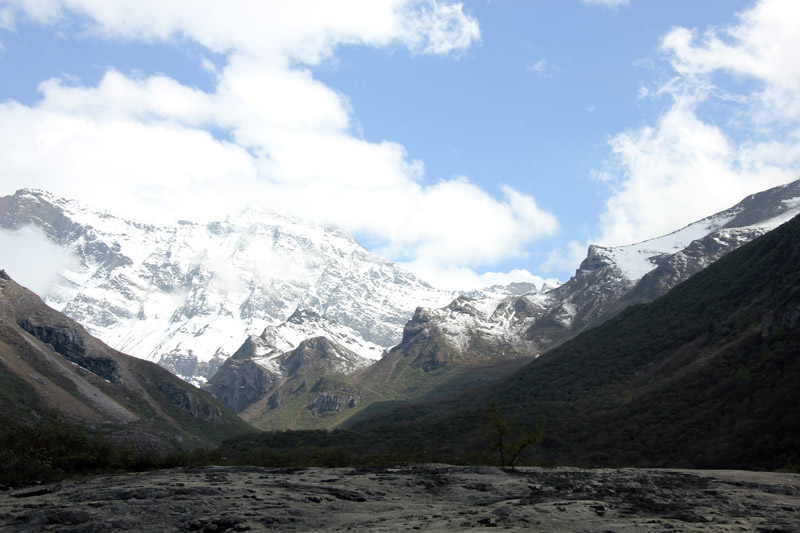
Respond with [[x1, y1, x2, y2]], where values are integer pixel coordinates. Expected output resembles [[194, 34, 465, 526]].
[[0, 272, 252, 448]]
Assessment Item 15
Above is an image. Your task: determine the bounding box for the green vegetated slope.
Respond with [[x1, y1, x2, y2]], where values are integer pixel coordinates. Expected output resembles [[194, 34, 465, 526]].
[[233, 321, 535, 431], [227, 214, 800, 470], [338, 338, 535, 429], [0, 271, 253, 450]]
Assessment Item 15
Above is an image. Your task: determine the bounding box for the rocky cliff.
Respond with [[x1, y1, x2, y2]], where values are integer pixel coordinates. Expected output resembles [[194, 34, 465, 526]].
[[0, 190, 453, 384], [0, 271, 252, 449]]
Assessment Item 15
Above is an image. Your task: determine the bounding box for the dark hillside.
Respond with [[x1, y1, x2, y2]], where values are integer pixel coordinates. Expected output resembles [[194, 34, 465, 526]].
[[0, 271, 253, 450], [229, 214, 800, 469]]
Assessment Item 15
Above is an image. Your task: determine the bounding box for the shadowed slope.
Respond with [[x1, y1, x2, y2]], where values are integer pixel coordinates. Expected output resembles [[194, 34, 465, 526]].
[[230, 214, 800, 469], [0, 270, 252, 450]]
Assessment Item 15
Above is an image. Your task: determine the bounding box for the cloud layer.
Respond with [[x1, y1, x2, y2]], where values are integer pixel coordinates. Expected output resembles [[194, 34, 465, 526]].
[[0, 225, 78, 295], [0, 0, 558, 289], [596, 0, 800, 246]]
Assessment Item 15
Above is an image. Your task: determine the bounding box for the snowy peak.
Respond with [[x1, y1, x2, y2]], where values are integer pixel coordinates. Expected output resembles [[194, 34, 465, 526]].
[[399, 178, 800, 363], [204, 334, 370, 418], [593, 179, 800, 284], [524, 178, 800, 347], [397, 289, 546, 365], [278, 337, 371, 377], [0, 189, 453, 385], [233, 308, 385, 372]]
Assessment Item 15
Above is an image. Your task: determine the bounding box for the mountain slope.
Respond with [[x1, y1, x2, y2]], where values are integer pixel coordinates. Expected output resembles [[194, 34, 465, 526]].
[[524, 178, 800, 348], [212, 294, 538, 430], [398, 179, 800, 361], [239, 213, 800, 469], [188, 179, 800, 432], [0, 190, 453, 384], [0, 270, 252, 450], [211, 180, 800, 431], [218, 337, 370, 430]]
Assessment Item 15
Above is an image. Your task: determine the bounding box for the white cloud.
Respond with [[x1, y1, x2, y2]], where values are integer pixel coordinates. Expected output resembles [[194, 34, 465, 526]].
[[596, 0, 800, 246], [0, 6, 15, 30], [4, 0, 479, 61], [526, 58, 558, 77], [0, 0, 558, 290], [582, 0, 630, 9], [0, 0, 62, 26], [400, 0, 481, 55], [542, 240, 588, 276], [660, 0, 800, 122], [0, 225, 79, 297], [400, 261, 556, 292]]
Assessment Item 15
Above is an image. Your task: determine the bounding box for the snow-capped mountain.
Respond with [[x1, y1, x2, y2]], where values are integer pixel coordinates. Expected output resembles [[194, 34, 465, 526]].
[[0, 190, 454, 384], [400, 283, 549, 359], [234, 309, 386, 371], [205, 335, 370, 427], [400, 178, 800, 359]]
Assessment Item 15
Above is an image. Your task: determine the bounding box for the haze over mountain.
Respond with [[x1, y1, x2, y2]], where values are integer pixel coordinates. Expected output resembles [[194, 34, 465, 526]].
[[206, 179, 800, 431], [233, 208, 800, 471], [0, 269, 251, 451], [0, 189, 459, 385], [2, 179, 798, 424]]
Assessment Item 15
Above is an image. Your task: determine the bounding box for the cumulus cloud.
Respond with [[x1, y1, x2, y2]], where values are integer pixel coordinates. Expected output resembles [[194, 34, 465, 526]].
[[0, 0, 558, 290], [1, 0, 480, 61], [595, 0, 800, 246]]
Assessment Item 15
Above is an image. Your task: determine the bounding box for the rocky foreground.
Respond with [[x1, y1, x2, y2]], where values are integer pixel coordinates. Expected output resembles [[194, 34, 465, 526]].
[[1, 465, 798, 531]]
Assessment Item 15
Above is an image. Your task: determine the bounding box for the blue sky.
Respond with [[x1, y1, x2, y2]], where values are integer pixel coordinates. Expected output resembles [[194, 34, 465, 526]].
[[1, 0, 798, 290]]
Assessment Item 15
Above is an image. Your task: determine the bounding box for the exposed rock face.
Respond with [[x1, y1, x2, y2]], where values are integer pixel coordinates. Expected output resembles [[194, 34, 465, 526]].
[[280, 337, 371, 377], [2, 466, 798, 532], [618, 228, 763, 305], [309, 379, 362, 415], [0, 272, 251, 447], [156, 351, 226, 387], [394, 304, 474, 372], [393, 291, 544, 372], [0, 189, 453, 385], [203, 358, 279, 413], [403, 179, 800, 359], [156, 380, 223, 420], [205, 336, 370, 417], [528, 178, 800, 346], [17, 316, 121, 384]]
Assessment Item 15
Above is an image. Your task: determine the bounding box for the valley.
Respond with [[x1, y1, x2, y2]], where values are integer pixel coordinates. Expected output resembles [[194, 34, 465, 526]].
[[2, 180, 799, 433], [0, 181, 798, 533], [3, 2, 799, 531]]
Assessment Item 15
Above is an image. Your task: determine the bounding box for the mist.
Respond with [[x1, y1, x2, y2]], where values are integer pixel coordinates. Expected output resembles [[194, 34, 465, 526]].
[[0, 225, 78, 298]]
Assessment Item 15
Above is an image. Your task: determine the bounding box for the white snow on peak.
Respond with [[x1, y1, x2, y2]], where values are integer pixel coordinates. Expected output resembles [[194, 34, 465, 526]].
[[588, 185, 800, 284], [414, 288, 547, 354], [256, 310, 385, 362], [597, 211, 736, 282], [10, 190, 453, 383]]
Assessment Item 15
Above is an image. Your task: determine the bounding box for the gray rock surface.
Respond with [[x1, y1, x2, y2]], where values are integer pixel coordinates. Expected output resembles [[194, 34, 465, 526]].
[[0, 189, 453, 384], [1, 465, 798, 531]]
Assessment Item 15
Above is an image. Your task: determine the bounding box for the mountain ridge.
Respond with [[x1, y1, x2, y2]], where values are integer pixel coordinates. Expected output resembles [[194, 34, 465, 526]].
[[0, 189, 455, 384], [231, 211, 800, 470], [0, 269, 252, 450], [3, 179, 799, 430], [200, 179, 800, 429]]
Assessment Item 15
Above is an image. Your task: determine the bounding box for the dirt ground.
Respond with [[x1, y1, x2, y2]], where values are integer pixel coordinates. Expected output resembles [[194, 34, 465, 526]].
[[1, 464, 798, 531]]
